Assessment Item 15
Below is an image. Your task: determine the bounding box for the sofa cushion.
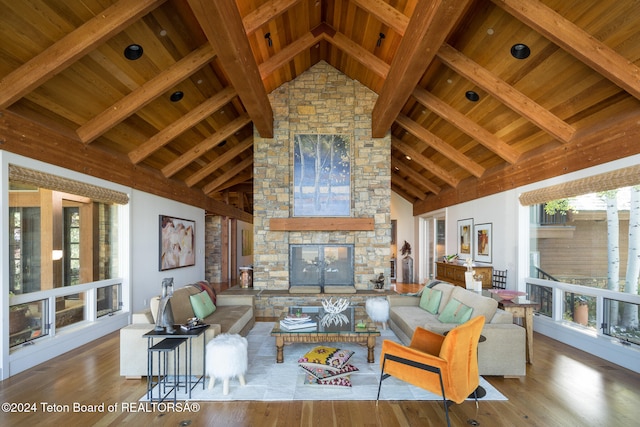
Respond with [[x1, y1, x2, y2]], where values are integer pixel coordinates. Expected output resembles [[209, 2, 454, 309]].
[[419, 288, 442, 314], [450, 287, 498, 322], [437, 298, 473, 324], [432, 282, 457, 313], [204, 305, 253, 335], [190, 290, 216, 319]]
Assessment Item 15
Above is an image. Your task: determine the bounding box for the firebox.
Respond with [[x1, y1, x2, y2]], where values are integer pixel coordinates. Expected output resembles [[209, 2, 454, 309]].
[[289, 244, 354, 289]]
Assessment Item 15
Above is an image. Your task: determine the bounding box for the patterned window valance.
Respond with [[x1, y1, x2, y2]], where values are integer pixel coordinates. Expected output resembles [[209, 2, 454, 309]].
[[9, 164, 129, 205], [519, 165, 640, 206]]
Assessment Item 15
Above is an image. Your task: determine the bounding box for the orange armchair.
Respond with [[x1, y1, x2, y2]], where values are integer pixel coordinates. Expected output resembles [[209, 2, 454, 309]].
[[377, 316, 486, 427]]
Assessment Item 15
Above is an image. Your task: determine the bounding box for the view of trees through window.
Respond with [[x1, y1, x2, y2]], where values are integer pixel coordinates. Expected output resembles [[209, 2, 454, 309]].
[[530, 186, 640, 344]]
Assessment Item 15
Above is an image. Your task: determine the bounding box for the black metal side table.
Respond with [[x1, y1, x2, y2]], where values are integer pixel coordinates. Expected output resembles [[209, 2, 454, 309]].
[[147, 338, 187, 403], [144, 324, 210, 400]]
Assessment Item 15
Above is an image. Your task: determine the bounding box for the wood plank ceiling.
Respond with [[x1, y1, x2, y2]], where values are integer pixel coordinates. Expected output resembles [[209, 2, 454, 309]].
[[1, 0, 640, 221]]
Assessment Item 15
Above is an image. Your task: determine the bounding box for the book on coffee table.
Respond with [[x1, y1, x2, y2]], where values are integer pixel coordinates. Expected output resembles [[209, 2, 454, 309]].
[[280, 318, 317, 330]]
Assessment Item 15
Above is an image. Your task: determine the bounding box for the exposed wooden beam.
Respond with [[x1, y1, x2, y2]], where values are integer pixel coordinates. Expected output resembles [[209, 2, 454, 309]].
[[242, 0, 301, 35], [391, 174, 427, 200], [187, 0, 273, 138], [128, 86, 237, 164], [203, 156, 253, 194], [392, 137, 460, 188], [185, 137, 253, 187], [350, 0, 409, 36], [391, 158, 440, 195], [391, 185, 418, 204], [210, 170, 253, 193], [412, 87, 520, 164], [493, 0, 640, 101], [396, 115, 485, 178], [0, 0, 166, 109], [437, 44, 576, 143], [78, 44, 216, 144], [371, 0, 473, 138], [259, 31, 323, 79], [413, 110, 640, 215], [162, 114, 251, 177], [323, 30, 390, 79], [0, 110, 252, 222]]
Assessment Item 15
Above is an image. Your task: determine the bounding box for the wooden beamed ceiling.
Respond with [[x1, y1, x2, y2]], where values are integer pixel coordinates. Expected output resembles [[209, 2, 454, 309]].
[[1, 0, 640, 220]]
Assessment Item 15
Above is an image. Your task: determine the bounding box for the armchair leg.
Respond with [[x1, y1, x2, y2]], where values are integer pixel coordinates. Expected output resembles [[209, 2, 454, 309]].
[[377, 354, 451, 427]]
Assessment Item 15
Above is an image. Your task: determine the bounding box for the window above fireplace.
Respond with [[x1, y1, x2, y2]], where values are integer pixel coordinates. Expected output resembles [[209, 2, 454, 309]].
[[289, 244, 354, 288]]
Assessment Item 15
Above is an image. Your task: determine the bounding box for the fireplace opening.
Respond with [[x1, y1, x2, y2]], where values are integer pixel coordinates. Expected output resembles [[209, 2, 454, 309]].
[[289, 244, 354, 289]]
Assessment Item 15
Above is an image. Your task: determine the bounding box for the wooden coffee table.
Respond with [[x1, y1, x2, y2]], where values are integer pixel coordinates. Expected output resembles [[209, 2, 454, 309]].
[[271, 305, 381, 363]]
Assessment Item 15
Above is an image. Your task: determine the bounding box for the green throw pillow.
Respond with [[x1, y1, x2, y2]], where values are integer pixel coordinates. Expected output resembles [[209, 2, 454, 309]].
[[437, 298, 473, 324], [419, 288, 443, 314], [189, 290, 216, 319]]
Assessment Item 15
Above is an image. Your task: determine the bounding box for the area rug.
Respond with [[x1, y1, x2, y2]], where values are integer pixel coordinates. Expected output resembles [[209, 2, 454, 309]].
[[140, 322, 507, 402]]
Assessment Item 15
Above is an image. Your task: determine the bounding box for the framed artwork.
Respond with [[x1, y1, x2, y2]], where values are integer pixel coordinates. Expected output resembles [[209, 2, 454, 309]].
[[159, 215, 195, 271], [474, 223, 492, 263], [457, 218, 473, 257], [293, 133, 351, 216]]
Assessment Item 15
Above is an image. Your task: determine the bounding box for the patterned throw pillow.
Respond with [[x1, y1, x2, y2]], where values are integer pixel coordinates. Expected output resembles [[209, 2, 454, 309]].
[[299, 363, 359, 380], [437, 298, 473, 324], [419, 288, 443, 314], [298, 346, 354, 372], [189, 290, 216, 319], [304, 373, 352, 387]]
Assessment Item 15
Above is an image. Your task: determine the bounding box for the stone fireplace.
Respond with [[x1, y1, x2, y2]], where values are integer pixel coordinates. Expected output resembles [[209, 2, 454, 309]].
[[253, 61, 391, 291]]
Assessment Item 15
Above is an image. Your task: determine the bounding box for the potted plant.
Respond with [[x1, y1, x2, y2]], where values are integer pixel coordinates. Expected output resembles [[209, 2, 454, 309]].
[[573, 296, 589, 326]]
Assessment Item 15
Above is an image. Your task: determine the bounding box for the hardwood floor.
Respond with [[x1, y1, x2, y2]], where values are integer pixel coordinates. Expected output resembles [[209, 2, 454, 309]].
[[1, 294, 639, 426]]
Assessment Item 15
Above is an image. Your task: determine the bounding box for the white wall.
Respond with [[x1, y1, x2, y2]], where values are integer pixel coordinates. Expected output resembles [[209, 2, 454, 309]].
[[391, 192, 415, 283], [130, 189, 205, 313], [443, 190, 520, 288]]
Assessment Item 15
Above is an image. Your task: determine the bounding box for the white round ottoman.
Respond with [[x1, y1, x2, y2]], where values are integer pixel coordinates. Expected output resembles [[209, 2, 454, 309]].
[[366, 297, 390, 329], [206, 334, 248, 395]]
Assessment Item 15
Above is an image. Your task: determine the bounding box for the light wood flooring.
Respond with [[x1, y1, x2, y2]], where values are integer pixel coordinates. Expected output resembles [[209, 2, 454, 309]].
[[1, 284, 639, 426]]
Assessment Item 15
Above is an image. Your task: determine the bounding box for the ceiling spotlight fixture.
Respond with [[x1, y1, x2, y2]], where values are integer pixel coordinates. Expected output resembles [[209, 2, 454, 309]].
[[265, 32, 272, 47], [511, 43, 531, 59], [170, 91, 184, 102], [394, 166, 400, 171], [405, 155, 412, 161], [376, 32, 386, 47], [465, 90, 480, 102], [124, 44, 143, 60]]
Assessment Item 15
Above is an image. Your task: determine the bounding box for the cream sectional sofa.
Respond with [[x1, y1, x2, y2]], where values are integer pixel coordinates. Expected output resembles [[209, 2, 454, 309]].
[[119, 282, 255, 378], [387, 281, 526, 376]]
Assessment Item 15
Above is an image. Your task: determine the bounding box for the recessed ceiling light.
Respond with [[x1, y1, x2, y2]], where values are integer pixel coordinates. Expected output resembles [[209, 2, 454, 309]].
[[511, 43, 531, 59], [159, 29, 167, 37], [124, 44, 143, 60], [405, 155, 412, 161], [170, 91, 184, 102], [394, 166, 400, 171], [465, 91, 480, 102]]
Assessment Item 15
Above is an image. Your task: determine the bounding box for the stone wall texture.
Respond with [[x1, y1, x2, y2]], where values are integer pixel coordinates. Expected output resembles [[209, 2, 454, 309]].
[[253, 61, 391, 290]]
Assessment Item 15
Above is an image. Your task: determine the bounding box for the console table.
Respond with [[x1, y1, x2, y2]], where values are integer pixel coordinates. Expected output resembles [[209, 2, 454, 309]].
[[435, 262, 493, 289]]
